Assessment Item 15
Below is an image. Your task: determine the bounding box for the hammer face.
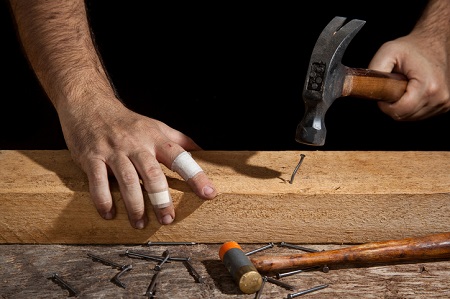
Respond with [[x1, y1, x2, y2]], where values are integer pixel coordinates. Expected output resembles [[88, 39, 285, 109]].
[[295, 93, 328, 146], [296, 16, 366, 146]]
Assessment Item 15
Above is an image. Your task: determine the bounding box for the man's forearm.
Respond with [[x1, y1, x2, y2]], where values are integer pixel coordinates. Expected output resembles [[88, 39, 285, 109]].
[[412, 0, 450, 44], [8, 0, 117, 111]]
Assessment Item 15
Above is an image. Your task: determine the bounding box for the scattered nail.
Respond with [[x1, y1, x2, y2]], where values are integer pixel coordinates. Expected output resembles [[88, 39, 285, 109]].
[[287, 284, 329, 298], [275, 266, 321, 279], [154, 250, 170, 271], [278, 242, 319, 252], [48, 273, 78, 297], [125, 250, 166, 262], [87, 253, 125, 270], [147, 241, 197, 246], [111, 264, 133, 289], [145, 270, 161, 298], [255, 276, 268, 299], [266, 276, 295, 290], [245, 243, 275, 256], [183, 258, 205, 283]]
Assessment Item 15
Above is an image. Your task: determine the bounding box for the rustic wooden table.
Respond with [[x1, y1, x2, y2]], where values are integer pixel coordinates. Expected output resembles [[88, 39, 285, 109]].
[[1, 243, 449, 298]]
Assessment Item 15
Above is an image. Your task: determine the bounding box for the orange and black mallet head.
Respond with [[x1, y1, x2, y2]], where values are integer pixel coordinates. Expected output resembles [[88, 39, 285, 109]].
[[219, 241, 263, 294]]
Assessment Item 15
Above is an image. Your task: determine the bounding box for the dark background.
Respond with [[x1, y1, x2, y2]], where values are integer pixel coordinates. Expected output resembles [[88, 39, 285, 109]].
[[2, 0, 448, 151]]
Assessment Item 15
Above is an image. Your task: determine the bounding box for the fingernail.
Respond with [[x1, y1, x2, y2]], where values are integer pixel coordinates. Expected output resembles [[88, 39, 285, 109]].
[[134, 219, 145, 229], [103, 212, 114, 220], [203, 185, 215, 197], [160, 214, 174, 225]]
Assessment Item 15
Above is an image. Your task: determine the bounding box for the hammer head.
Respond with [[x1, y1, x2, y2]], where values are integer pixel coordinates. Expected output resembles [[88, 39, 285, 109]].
[[296, 17, 366, 146]]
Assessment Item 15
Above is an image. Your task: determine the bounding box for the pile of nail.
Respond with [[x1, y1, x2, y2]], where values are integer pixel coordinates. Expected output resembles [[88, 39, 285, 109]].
[[48, 241, 203, 298], [48, 241, 329, 298]]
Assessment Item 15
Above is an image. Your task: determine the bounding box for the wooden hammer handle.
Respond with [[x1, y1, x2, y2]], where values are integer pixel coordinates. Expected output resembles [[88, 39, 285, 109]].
[[342, 67, 408, 102], [250, 232, 450, 273]]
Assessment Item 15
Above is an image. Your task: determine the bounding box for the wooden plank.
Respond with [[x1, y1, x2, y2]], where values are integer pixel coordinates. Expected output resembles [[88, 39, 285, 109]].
[[0, 150, 449, 244], [1, 243, 450, 298]]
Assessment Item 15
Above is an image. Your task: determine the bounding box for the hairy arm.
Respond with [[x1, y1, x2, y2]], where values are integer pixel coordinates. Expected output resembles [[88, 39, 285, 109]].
[[413, 0, 450, 39], [9, 0, 117, 112], [8, 0, 217, 229], [369, 0, 450, 120]]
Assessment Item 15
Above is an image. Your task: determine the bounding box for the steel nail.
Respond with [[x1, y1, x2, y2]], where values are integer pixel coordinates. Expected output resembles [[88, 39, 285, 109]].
[[286, 284, 329, 298], [169, 256, 190, 262], [255, 276, 268, 299], [147, 241, 196, 246], [245, 242, 275, 256], [266, 276, 295, 291], [278, 242, 319, 253], [87, 252, 125, 270], [183, 258, 205, 283], [126, 249, 189, 262], [145, 270, 161, 298], [111, 264, 133, 289], [49, 272, 78, 297], [154, 250, 170, 271], [289, 154, 306, 184], [125, 250, 166, 262], [275, 266, 321, 279]]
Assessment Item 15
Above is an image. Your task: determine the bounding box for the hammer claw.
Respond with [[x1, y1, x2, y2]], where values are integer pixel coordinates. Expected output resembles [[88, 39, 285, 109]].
[[312, 17, 365, 62]]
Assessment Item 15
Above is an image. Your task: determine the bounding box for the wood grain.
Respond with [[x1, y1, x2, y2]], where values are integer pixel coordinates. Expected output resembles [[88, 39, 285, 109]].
[[1, 243, 449, 298], [342, 67, 407, 102], [1, 150, 449, 244]]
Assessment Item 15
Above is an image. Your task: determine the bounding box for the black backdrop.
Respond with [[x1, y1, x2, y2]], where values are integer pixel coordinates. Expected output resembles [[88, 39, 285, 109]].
[[2, 0, 448, 151]]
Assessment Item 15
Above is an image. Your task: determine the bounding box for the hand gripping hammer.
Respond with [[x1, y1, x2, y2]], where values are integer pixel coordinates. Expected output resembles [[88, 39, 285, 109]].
[[295, 16, 408, 146]]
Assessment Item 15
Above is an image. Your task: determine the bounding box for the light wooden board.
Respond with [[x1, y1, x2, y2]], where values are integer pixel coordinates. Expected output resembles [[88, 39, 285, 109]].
[[0, 150, 449, 244]]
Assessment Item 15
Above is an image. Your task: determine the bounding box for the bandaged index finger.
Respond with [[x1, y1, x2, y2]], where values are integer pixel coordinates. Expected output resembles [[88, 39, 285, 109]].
[[171, 151, 203, 181]]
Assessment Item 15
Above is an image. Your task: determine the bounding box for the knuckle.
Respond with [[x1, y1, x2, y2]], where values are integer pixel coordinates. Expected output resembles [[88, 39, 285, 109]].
[[426, 80, 441, 97], [89, 170, 106, 187], [120, 170, 138, 186], [141, 160, 164, 180]]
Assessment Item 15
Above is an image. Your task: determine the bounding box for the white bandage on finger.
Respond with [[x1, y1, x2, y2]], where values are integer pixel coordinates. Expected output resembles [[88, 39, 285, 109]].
[[171, 151, 203, 181], [148, 190, 172, 209]]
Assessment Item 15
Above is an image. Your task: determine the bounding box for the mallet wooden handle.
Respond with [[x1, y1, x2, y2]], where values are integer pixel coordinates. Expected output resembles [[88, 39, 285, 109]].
[[342, 67, 408, 102], [250, 232, 450, 273]]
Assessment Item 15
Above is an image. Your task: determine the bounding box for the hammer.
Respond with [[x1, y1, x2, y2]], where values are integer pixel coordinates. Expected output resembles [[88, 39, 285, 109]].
[[295, 16, 408, 146], [250, 232, 450, 273]]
